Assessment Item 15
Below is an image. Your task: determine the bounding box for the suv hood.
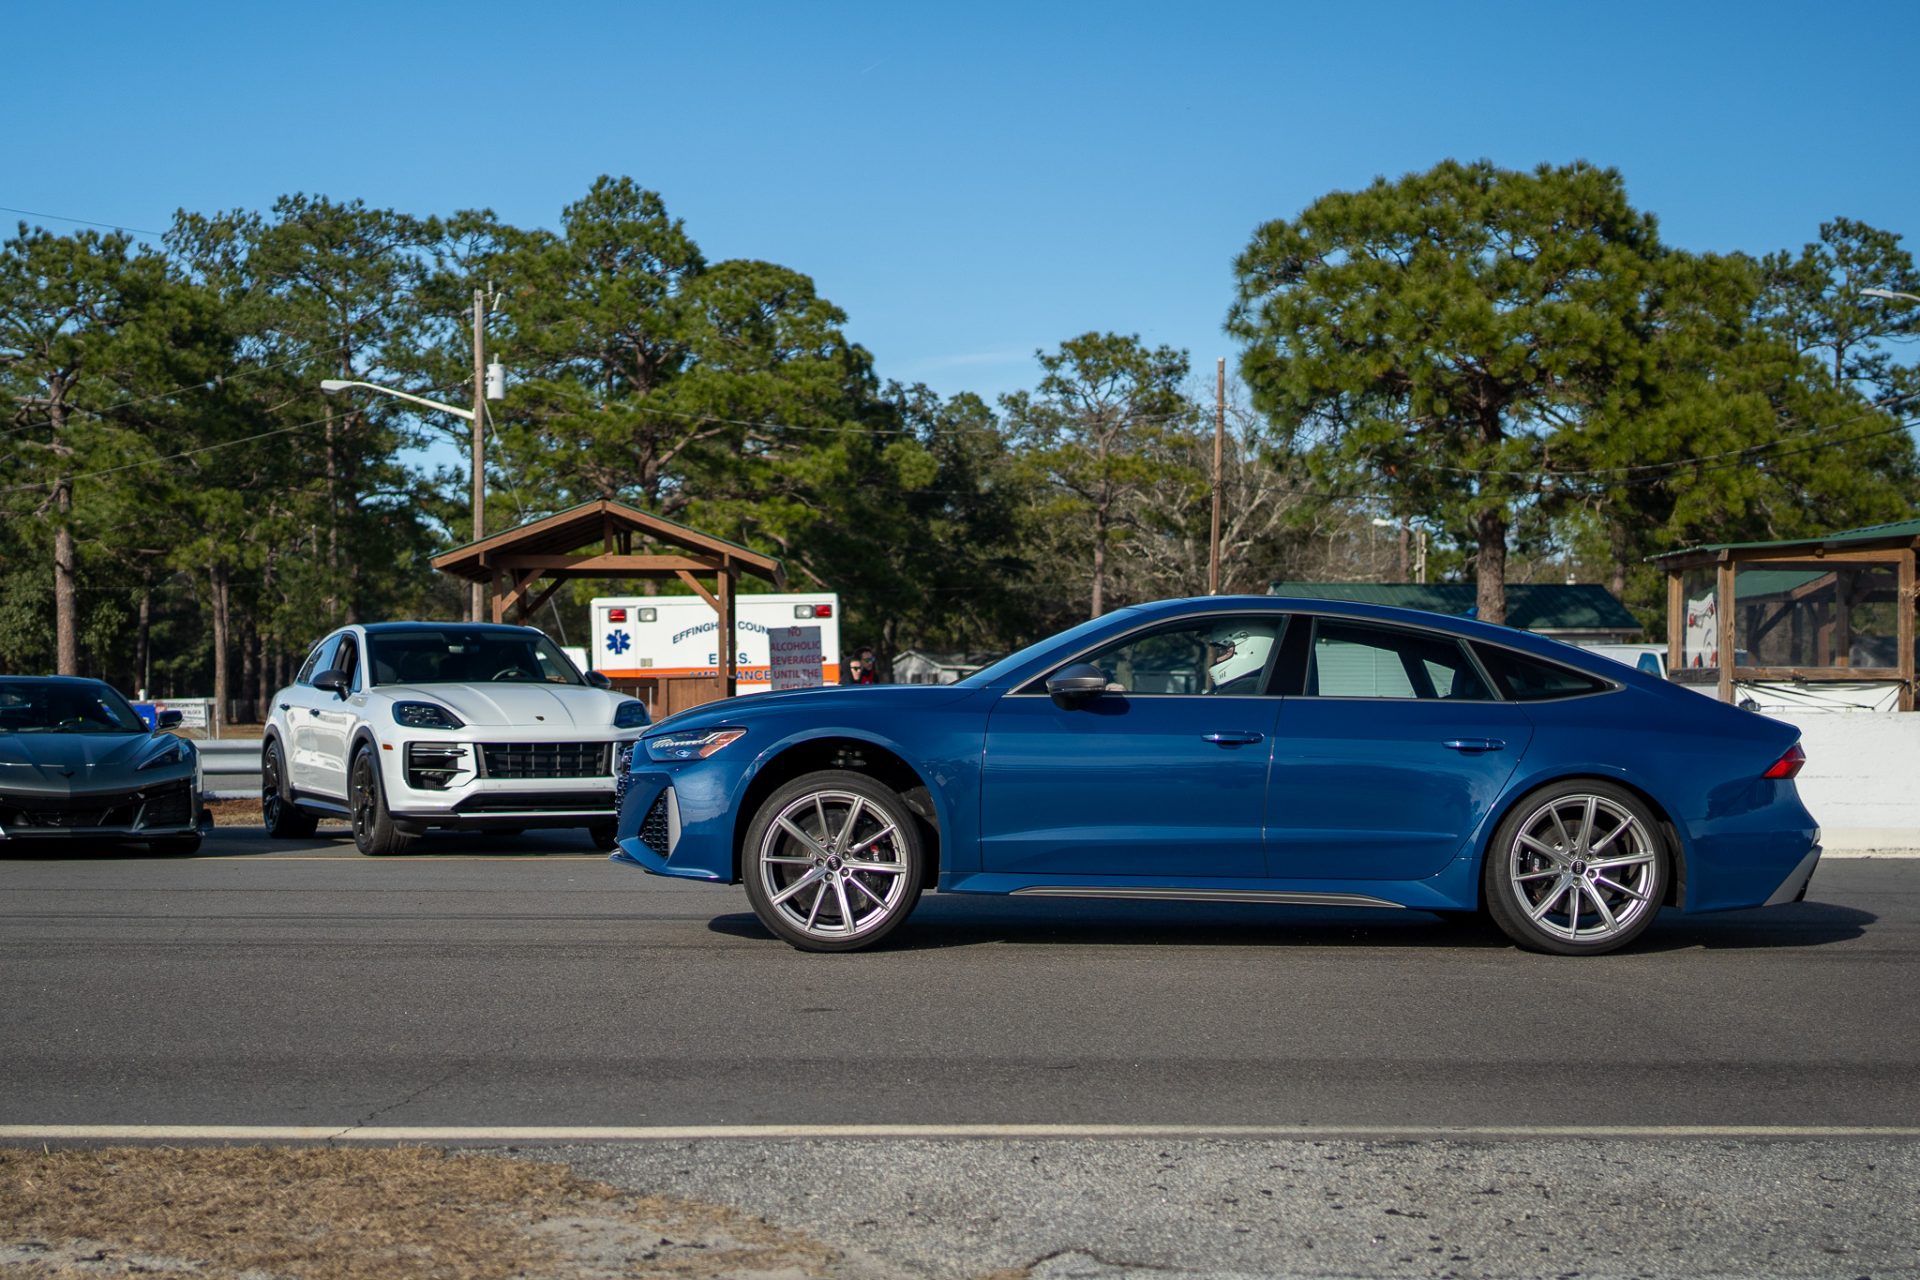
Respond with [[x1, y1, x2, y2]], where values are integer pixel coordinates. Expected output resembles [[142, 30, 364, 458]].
[[377, 683, 629, 730]]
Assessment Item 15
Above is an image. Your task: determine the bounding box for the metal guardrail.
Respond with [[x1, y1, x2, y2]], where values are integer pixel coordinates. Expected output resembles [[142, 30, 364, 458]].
[[197, 740, 262, 801]]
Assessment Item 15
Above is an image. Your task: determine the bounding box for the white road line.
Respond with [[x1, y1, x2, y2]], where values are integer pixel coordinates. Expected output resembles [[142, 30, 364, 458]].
[[4, 1124, 1918, 1143]]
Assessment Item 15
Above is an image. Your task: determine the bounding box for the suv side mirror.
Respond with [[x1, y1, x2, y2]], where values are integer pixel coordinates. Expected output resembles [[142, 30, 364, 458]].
[[1045, 663, 1110, 705], [313, 669, 351, 697], [584, 670, 612, 689]]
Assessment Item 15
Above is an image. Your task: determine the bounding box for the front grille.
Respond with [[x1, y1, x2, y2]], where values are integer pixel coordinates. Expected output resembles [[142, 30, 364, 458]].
[[2, 793, 146, 829], [478, 742, 612, 780], [640, 793, 671, 856], [138, 783, 193, 828], [612, 742, 636, 813]]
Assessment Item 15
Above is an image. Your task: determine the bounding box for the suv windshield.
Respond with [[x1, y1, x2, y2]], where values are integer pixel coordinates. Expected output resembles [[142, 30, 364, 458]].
[[0, 679, 147, 734], [366, 629, 583, 686]]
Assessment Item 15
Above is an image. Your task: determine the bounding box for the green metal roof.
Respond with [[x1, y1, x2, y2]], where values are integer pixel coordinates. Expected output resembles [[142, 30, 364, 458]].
[[1267, 582, 1643, 633], [1653, 517, 1920, 561]]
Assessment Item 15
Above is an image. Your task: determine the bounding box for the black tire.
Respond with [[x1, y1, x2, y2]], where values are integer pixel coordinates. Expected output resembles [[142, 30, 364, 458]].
[[148, 834, 202, 856], [262, 738, 319, 838], [587, 822, 618, 851], [1483, 780, 1668, 956], [742, 770, 925, 952], [349, 747, 415, 856]]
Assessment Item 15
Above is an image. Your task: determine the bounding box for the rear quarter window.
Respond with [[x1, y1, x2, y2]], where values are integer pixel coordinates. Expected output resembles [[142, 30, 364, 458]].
[[1473, 644, 1614, 701]]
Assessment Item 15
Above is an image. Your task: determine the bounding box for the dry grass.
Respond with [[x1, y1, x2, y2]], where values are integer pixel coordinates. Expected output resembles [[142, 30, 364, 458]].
[[0, 1147, 866, 1280]]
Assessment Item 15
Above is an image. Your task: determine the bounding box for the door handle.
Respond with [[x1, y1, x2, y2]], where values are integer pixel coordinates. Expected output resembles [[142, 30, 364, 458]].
[[1203, 731, 1265, 745], [279, 703, 291, 712], [1442, 738, 1505, 752]]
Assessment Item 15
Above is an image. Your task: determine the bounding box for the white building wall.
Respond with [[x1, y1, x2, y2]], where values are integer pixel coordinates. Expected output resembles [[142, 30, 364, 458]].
[[1780, 714, 1920, 850]]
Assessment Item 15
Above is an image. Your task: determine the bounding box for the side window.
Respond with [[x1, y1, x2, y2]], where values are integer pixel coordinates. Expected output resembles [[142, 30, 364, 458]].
[[1307, 620, 1494, 701], [1074, 618, 1284, 696], [299, 636, 340, 687], [334, 635, 361, 692], [1474, 644, 1612, 701]]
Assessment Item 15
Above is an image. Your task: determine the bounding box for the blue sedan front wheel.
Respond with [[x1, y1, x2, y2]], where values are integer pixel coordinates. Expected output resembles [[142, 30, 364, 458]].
[[1484, 781, 1668, 956], [743, 770, 925, 952]]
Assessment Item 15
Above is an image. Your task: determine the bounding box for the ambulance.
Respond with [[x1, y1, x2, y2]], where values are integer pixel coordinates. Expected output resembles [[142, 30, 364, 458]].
[[588, 592, 843, 692]]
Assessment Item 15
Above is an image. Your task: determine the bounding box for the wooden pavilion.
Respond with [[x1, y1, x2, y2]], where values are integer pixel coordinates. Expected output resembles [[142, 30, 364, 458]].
[[431, 498, 784, 714], [1652, 518, 1919, 711]]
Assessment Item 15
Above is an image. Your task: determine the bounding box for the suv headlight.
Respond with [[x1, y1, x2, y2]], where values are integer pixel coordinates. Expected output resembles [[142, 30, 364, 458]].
[[613, 699, 649, 729], [393, 701, 464, 730], [645, 728, 746, 762]]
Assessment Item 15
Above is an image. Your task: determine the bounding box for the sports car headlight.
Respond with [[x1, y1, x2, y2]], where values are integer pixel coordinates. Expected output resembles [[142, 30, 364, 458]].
[[613, 699, 649, 729], [137, 738, 188, 770], [393, 701, 465, 730], [645, 728, 746, 762]]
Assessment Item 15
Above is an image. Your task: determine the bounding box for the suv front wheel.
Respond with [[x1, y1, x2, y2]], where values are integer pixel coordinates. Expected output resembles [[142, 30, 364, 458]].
[[349, 746, 415, 857]]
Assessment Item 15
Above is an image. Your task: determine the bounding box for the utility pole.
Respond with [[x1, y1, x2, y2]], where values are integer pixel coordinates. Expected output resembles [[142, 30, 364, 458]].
[[1209, 358, 1225, 595], [471, 289, 488, 623]]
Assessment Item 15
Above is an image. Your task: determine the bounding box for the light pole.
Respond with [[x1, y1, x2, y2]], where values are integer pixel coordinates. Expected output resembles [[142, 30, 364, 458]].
[[320, 359, 503, 621]]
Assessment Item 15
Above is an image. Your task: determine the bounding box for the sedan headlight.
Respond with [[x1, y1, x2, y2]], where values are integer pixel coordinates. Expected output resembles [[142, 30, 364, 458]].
[[137, 738, 189, 771], [393, 701, 465, 730], [645, 728, 746, 762], [613, 699, 649, 729]]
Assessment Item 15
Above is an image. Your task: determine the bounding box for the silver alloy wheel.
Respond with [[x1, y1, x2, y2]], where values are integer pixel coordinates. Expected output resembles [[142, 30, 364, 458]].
[[1505, 793, 1659, 944], [755, 788, 911, 943]]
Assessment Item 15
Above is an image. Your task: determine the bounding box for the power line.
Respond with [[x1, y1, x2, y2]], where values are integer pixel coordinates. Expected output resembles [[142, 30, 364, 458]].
[[0, 204, 170, 238]]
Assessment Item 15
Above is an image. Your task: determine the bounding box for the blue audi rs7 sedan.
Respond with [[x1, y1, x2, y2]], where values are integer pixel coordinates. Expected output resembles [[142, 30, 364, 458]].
[[609, 597, 1821, 955]]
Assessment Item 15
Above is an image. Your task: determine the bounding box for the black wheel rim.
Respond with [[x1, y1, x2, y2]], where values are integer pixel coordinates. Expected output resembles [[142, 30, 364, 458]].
[[351, 757, 374, 842], [262, 747, 281, 824]]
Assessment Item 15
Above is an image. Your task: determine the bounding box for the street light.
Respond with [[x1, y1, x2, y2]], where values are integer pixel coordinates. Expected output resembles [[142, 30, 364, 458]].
[[318, 379, 474, 421], [318, 289, 504, 623], [1862, 288, 1920, 304]]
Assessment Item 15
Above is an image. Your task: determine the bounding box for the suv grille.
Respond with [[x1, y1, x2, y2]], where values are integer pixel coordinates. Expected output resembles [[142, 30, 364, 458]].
[[478, 742, 612, 780]]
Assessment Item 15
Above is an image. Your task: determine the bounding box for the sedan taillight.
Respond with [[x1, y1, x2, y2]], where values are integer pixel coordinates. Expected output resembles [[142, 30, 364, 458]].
[[1762, 743, 1806, 780]]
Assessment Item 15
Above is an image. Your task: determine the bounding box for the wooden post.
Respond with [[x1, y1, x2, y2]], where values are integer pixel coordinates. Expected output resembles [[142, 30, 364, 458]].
[[718, 562, 737, 697], [1899, 548, 1916, 713], [1716, 557, 1736, 704], [1666, 569, 1683, 675]]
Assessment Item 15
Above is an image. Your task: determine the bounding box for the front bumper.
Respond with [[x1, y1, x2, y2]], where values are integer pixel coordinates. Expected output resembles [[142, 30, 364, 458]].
[[607, 764, 735, 882], [0, 779, 209, 842], [377, 732, 640, 832]]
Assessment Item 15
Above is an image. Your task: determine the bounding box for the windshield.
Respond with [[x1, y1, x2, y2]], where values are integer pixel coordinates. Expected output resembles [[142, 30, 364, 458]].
[[366, 629, 584, 686], [956, 609, 1143, 688], [0, 679, 147, 734]]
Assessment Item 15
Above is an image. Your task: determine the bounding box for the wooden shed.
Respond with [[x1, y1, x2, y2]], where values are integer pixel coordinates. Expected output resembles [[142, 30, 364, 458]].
[[431, 499, 784, 715], [1651, 518, 1919, 712]]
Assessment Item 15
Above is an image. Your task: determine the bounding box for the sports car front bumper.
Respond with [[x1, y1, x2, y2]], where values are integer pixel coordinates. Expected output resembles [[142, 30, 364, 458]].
[[0, 778, 210, 841]]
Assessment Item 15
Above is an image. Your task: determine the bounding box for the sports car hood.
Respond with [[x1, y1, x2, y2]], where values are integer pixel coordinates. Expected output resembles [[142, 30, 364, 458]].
[[0, 732, 170, 795], [649, 683, 977, 733], [375, 682, 628, 730]]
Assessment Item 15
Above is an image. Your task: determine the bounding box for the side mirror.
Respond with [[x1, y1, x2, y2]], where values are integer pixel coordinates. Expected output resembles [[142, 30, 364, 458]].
[[313, 669, 351, 697], [155, 708, 184, 731], [1045, 663, 1110, 705], [584, 671, 612, 689]]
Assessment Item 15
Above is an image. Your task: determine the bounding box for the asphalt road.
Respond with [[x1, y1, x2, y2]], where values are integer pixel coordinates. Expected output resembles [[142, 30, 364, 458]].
[[1, 826, 1915, 1130], [3, 828, 1917, 1277]]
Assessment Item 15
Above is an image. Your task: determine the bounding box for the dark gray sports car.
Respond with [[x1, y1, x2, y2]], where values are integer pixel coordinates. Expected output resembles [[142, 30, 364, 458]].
[[0, 676, 209, 853]]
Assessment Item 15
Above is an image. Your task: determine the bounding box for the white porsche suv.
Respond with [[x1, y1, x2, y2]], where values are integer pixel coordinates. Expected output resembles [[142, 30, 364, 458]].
[[263, 622, 649, 854]]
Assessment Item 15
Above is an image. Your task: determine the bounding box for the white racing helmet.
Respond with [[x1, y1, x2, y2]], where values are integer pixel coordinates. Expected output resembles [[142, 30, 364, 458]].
[[1206, 624, 1273, 688]]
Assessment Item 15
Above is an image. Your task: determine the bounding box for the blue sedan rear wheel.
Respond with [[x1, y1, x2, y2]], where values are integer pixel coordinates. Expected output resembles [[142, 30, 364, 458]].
[[743, 770, 925, 952], [1484, 781, 1668, 956]]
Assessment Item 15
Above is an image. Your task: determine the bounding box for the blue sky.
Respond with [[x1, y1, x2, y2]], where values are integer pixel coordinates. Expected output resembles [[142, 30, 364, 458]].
[[7, 1, 1916, 405]]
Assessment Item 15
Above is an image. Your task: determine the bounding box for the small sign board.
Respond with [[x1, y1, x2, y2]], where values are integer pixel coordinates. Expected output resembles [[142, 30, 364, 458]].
[[156, 699, 211, 731], [768, 626, 824, 691]]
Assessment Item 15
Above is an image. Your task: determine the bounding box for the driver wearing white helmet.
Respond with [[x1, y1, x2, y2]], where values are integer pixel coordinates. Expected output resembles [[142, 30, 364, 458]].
[[1205, 624, 1273, 695]]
